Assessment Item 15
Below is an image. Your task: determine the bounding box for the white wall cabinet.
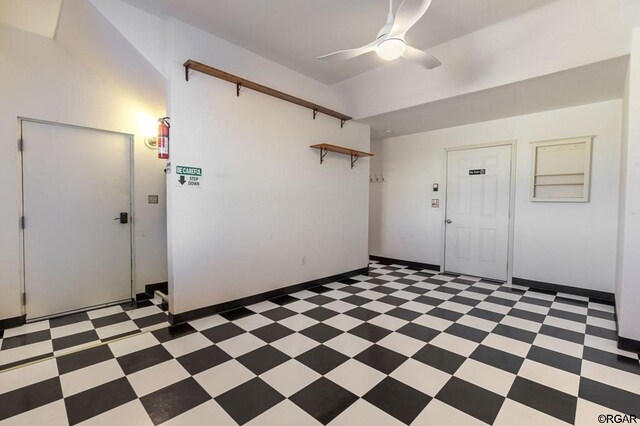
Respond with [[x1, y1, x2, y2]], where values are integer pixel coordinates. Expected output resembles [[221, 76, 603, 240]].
[[530, 136, 593, 202]]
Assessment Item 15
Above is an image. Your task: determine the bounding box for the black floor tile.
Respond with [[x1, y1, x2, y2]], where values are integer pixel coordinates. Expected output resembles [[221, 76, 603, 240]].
[[344, 307, 380, 321], [436, 377, 505, 424], [397, 323, 439, 342], [101, 329, 141, 343], [438, 286, 461, 295], [386, 307, 421, 321], [309, 285, 332, 294], [555, 296, 588, 308], [220, 307, 255, 321], [365, 278, 388, 285], [396, 278, 418, 285], [0, 377, 62, 422], [250, 323, 294, 343], [413, 344, 466, 374], [548, 308, 587, 323], [520, 296, 553, 308], [445, 323, 488, 343], [582, 347, 640, 375], [91, 312, 130, 329], [587, 309, 615, 321], [451, 278, 476, 286], [508, 377, 577, 423], [290, 377, 358, 425], [141, 378, 212, 424], [65, 377, 137, 425], [132, 313, 168, 329], [507, 308, 546, 323], [296, 345, 349, 375], [49, 312, 89, 328], [177, 345, 231, 375], [492, 324, 537, 344], [377, 295, 408, 307], [306, 295, 335, 306], [1, 330, 51, 350], [363, 377, 431, 424], [426, 307, 463, 322], [539, 324, 585, 344], [303, 307, 339, 322], [348, 323, 392, 343], [0, 352, 53, 371], [370, 286, 397, 295], [338, 278, 359, 285], [237, 345, 289, 375], [579, 378, 640, 416], [270, 295, 299, 305], [485, 296, 517, 308], [341, 295, 371, 306], [468, 307, 505, 323], [52, 330, 100, 352], [201, 323, 245, 344], [260, 307, 296, 322], [449, 295, 481, 307], [117, 345, 173, 375], [215, 378, 284, 425], [354, 344, 407, 374], [526, 345, 582, 375], [470, 344, 524, 374], [300, 323, 343, 343], [585, 325, 617, 341], [152, 323, 196, 343], [120, 300, 154, 311], [57, 345, 115, 375]]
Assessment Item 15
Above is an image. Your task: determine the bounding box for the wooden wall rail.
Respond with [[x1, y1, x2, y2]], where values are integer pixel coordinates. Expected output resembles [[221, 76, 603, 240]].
[[184, 60, 352, 127]]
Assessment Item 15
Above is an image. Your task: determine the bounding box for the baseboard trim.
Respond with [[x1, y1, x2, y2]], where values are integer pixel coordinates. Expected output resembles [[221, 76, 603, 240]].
[[369, 255, 440, 272], [136, 282, 168, 301], [0, 315, 26, 331], [512, 277, 614, 302], [618, 336, 640, 354], [169, 267, 369, 325]]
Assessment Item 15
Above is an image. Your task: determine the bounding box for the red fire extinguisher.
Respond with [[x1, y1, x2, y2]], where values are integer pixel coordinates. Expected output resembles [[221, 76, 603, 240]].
[[158, 117, 170, 159]]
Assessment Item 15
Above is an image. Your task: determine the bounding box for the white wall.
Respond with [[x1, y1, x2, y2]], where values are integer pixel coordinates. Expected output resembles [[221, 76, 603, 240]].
[[0, 22, 167, 321], [334, 0, 640, 120], [615, 28, 640, 342], [370, 100, 622, 293], [165, 19, 370, 316]]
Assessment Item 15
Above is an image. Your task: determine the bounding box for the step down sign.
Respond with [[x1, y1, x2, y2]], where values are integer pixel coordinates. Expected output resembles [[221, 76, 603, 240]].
[[176, 165, 202, 188]]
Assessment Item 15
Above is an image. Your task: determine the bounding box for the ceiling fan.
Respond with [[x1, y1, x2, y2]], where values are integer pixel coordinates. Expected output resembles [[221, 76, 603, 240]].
[[317, 0, 441, 69]]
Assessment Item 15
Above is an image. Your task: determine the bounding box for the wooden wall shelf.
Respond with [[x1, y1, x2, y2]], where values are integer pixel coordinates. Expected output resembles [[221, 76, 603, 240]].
[[184, 60, 352, 127], [310, 143, 373, 169]]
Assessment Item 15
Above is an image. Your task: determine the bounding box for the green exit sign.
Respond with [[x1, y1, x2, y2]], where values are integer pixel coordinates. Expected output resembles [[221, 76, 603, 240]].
[[176, 166, 202, 176]]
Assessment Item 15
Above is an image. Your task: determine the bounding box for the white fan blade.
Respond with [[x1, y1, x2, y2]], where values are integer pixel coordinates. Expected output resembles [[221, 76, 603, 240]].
[[390, 0, 434, 38], [402, 45, 441, 69], [316, 40, 377, 60]]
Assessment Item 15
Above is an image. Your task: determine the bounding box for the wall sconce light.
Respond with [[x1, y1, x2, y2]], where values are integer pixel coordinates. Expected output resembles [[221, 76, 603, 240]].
[[144, 135, 159, 149]]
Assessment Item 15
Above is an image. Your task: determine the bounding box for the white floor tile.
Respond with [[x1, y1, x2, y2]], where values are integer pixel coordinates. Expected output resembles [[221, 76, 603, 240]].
[[127, 359, 190, 397], [247, 400, 321, 426], [580, 360, 640, 395], [188, 315, 228, 332], [162, 400, 236, 426], [270, 333, 319, 358], [377, 332, 424, 357], [60, 359, 124, 397], [49, 321, 94, 339], [194, 359, 254, 397], [455, 358, 516, 396], [412, 399, 486, 426], [162, 332, 212, 358], [517, 359, 580, 396], [430, 332, 479, 357], [260, 359, 321, 397], [389, 359, 450, 397], [324, 333, 372, 357], [532, 334, 583, 359], [108, 332, 160, 358], [0, 358, 58, 394], [79, 400, 152, 426], [493, 399, 569, 426], [3, 321, 50, 338], [325, 359, 385, 397], [216, 333, 265, 358], [1, 400, 68, 426], [328, 399, 403, 426]]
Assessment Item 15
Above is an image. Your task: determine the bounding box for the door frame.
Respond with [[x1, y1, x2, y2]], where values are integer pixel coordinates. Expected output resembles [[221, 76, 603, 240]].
[[440, 140, 517, 283], [18, 117, 136, 320]]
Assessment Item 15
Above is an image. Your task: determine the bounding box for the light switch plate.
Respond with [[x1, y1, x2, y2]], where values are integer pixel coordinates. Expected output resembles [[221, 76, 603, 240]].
[[148, 195, 159, 204], [431, 199, 439, 208]]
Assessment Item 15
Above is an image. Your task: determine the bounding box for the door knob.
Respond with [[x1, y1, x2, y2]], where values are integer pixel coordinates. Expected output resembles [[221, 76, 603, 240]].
[[114, 212, 128, 224], [445, 219, 452, 224]]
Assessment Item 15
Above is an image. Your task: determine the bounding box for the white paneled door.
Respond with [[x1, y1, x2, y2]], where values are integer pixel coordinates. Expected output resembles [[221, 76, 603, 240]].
[[21, 121, 132, 319], [444, 145, 512, 281]]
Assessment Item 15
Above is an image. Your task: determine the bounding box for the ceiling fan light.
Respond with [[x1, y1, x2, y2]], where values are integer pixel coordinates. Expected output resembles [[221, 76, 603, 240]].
[[376, 38, 406, 60]]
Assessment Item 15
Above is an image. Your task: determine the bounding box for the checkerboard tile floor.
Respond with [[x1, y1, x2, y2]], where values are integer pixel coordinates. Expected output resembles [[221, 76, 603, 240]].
[[0, 298, 169, 372], [1, 260, 639, 425]]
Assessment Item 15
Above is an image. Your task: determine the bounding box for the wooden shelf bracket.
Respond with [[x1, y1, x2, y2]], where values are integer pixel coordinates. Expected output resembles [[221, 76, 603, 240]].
[[310, 143, 373, 169], [184, 60, 353, 128]]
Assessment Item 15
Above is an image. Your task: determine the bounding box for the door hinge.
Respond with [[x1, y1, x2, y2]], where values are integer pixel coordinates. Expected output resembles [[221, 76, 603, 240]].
[[22, 292, 26, 305], [20, 216, 25, 229], [18, 138, 23, 152]]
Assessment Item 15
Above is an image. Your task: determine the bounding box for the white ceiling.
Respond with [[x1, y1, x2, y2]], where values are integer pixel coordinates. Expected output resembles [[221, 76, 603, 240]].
[[0, 0, 62, 38], [362, 56, 629, 139], [122, 0, 560, 85]]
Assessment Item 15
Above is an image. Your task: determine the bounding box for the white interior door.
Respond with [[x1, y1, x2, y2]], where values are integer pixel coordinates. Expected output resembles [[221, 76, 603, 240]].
[[22, 121, 132, 319], [444, 145, 512, 281]]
